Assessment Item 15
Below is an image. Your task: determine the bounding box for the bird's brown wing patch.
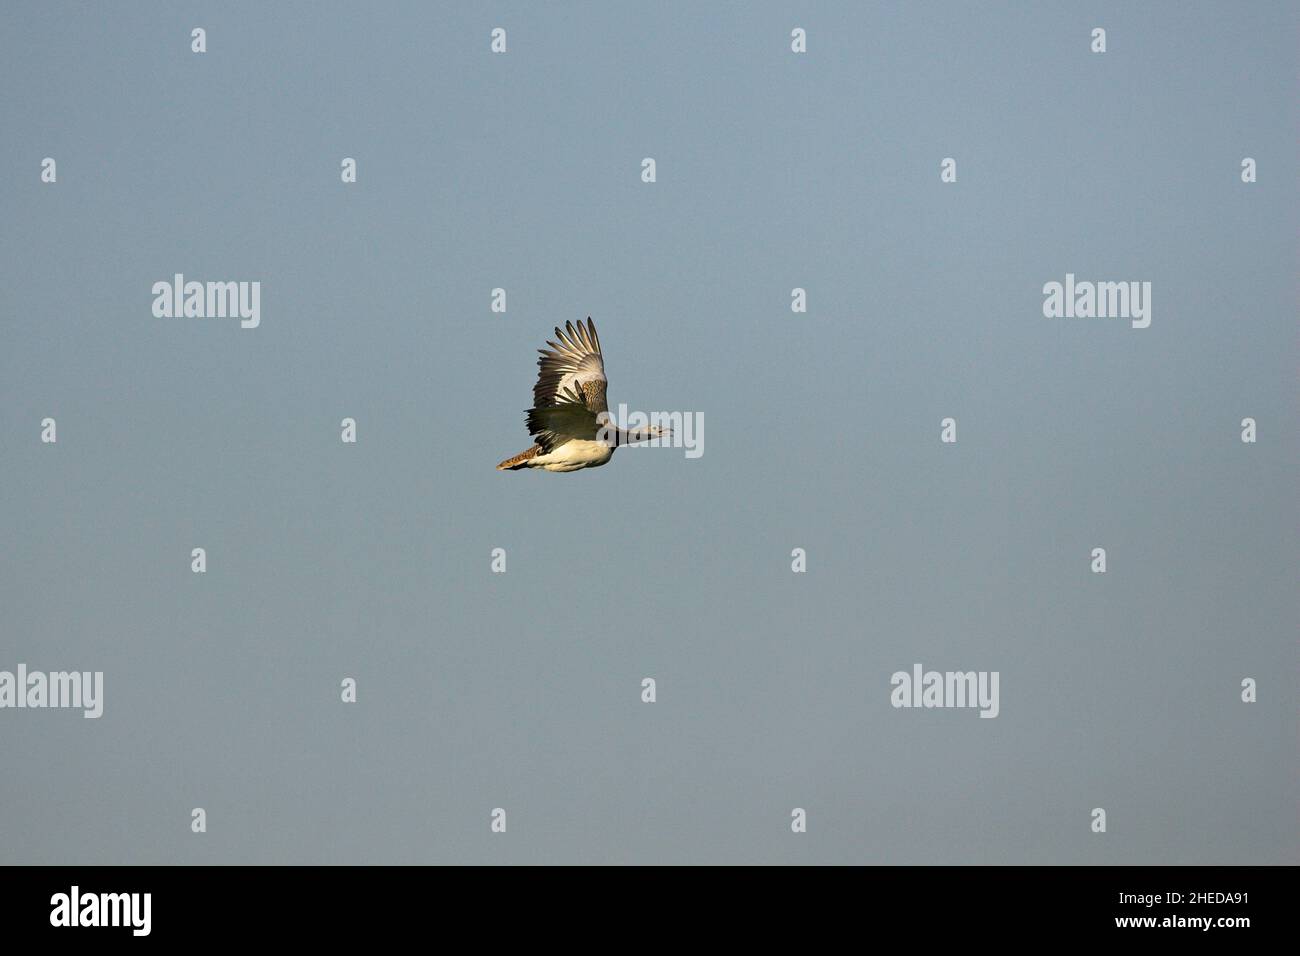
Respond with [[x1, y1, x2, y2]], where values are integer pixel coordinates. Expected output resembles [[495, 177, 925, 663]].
[[534, 317, 608, 414]]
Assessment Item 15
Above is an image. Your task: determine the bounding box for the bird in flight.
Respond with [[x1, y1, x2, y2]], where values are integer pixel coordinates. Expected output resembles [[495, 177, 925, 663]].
[[497, 317, 669, 472]]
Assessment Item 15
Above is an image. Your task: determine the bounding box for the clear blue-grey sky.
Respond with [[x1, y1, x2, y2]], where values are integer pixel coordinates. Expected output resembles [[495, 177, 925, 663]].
[[1, 1, 1295, 863]]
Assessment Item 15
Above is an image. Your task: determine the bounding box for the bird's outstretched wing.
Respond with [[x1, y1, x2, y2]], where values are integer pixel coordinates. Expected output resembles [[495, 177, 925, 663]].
[[533, 317, 607, 414], [526, 382, 601, 452]]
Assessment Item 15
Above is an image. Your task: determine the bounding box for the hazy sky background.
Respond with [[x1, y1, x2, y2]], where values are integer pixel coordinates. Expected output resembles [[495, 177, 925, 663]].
[[1, 1, 1295, 864]]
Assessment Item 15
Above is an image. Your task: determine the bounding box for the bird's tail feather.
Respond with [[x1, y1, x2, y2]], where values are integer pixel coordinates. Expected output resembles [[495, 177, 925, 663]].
[[496, 445, 542, 470]]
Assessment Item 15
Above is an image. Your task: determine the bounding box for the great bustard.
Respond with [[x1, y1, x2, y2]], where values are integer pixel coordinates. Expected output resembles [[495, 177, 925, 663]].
[[497, 317, 669, 473]]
